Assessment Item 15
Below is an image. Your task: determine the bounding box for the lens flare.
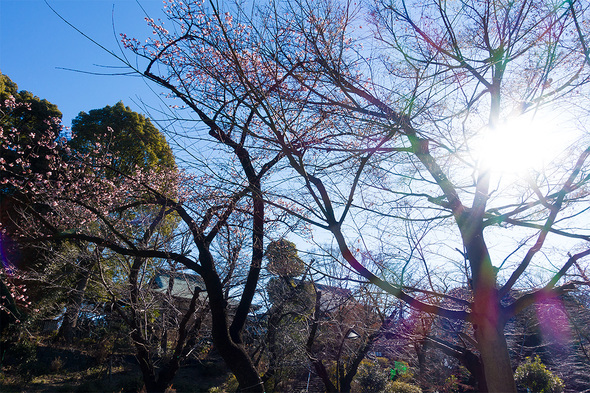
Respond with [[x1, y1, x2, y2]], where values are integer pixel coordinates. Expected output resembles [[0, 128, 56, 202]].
[[472, 111, 573, 178], [0, 231, 19, 274], [535, 292, 571, 348]]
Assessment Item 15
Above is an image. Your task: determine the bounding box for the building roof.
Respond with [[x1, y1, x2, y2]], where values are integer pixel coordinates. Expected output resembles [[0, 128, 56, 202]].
[[151, 270, 205, 300]]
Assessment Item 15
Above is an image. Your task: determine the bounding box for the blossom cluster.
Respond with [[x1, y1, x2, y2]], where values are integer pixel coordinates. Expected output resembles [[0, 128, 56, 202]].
[[1, 95, 181, 252]]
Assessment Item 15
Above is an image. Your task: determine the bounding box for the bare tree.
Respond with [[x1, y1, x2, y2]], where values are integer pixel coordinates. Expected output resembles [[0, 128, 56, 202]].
[[239, 1, 590, 391], [3, 108, 284, 393], [114, 0, 590, 391], [12, 0, 588, 391]]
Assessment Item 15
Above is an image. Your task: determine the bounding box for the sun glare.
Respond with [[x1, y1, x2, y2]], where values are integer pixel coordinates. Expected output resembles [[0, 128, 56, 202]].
[[472, 112, 571, 178]]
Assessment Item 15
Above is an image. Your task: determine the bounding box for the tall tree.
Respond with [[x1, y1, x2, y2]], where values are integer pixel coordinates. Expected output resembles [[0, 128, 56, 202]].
[[56, 102, 176, 343], [263, 1, 590, 391], [0, 72, 63, 328], [116, 1, 590, 391], [69, 102, 175, 174], [262, 239, 311, 390], [3, 69, 283, 393]]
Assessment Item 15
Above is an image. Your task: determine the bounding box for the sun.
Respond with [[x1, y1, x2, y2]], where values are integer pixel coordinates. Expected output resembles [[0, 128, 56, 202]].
[[472, 111, 571, 178]]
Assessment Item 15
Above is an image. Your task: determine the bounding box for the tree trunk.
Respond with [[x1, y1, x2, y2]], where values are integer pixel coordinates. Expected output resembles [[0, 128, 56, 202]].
[[339, 333, 381, 393], [209, 300, 263, 392], [133, 338, 159, 393], [198, 246, 264, 392], [57, 251, 97, 343], [470, 264, 515, 393], [463, 222, 516, 393], [155, 287, 203, 392], [473, 313, 514, 393]]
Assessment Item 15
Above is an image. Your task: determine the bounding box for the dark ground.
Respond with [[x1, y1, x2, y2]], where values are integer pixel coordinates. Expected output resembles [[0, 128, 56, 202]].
[[0, 341, 230, 392]]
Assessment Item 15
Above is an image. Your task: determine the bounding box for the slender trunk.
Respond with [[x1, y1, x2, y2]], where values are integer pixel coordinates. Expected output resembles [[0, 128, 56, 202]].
[[230, 180, 264, 344], [306, 291, 338, 392], [156, 287, 203, 391], [127, 255, 160, 392], [57, 251, 98, 342], [262, 302, 283, 388], [339, 332, 380, 393], [313, 361, 338, 393], [198, 246, 263, 392], [134, 338, 159, 392]]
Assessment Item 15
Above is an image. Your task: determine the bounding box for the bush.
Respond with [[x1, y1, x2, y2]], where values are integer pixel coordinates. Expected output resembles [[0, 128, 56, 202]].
[[514, 355, 564, 393], [3, 335, 39, 382], [50, 356, 64, 373], [385, 381, 423, 393], [390, 360, 413, 383], [352, 359, 390, 393], [265, 239, 305, 277], [209, 374, 238, 393]]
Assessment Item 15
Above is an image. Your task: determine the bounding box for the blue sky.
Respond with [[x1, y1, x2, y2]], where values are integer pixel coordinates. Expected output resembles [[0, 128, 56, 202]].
[[0, 0, 169, 130]]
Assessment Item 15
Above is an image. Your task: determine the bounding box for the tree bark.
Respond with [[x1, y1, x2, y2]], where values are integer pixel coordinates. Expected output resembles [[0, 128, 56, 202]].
[[198, 246, 264, 392], [57, 250, 98, 343], [465, 228, 516, 393], [426, 336, 488, 392], [473, 313, 514, 393]]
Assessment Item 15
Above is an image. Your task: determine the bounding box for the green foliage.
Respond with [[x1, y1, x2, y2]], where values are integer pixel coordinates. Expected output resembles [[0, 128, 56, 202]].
[[3, 334, 38, 382], [0, 72, 62, 195], [0, 72, 62, 182], [0, 73, 62, 134], [385, 381, 423, 393], [0, 72, 17, 97], [266, 276, 315, 307], [69, 101, 175, 175], [209, 374, 238, 393], [353, 359, 421, 393], [352, 359, 390, 393], [265, 239, 304, 278], [514, 355, 564, 393], [390, 360, 410, 381]]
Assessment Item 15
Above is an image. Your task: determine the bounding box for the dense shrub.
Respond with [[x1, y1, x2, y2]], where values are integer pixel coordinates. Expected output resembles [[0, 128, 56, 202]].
[[514, 355, 564, 393], [50, 356, 64, 373], [352, 359, 422, 393], [352, 359, 390, 393], [385, 381, 423, 393], [209, 374, 238, 393]]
